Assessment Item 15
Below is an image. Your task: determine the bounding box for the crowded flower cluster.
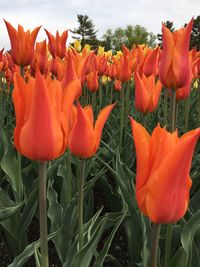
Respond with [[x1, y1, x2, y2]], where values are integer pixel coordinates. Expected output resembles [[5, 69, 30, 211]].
[[1, 17, 200, 267]]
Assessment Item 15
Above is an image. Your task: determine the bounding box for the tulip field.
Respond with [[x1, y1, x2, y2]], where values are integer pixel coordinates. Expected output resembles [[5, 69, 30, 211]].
[[1, 18, 200, 267]]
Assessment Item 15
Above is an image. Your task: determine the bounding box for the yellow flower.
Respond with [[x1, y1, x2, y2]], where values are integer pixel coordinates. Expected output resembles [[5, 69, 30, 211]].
[[193, 79, 199, 89], [102, 75, 111, 84], [84, 44, 91, 53], [98, 46, 105, 55], [74, 40, 82, 52], [105, 50, 112, 58]]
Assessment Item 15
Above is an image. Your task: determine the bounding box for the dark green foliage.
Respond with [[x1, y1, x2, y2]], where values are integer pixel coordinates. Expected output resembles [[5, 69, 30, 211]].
[[71, 14, 98, 49], [190, 16, 200, 50]]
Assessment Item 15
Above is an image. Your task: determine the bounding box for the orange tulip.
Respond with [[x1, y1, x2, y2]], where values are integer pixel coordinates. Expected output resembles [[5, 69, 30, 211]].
[[86, 71, 99, 92], [130, 118, 200, 224], [134, 72, 162, 113], [31, 40, 48, 75], [45, 29, 68, 59], [13, 69, 79, 161], [159, 18, 193, 89], [4, 20, 40, 66], [68, 103, 114, 158], [114, 79, 122, 91], [143, 46, 160, 77]]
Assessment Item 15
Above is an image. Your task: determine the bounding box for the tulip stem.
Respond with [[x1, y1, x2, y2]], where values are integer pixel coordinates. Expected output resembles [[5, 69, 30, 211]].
[[164, 224, 173, 267], [61, 150, 72, 205], [78, 158, 86, 251], [184, 95, 190, 132], [119, 86, 125, 151], [164, 88, 176, 267], [148, 224, 161, 267], [99, 78, 103, 111], [39, 161, 49, 267], [124, 81, 130, 129], [92, 92, 96, 115], [169, 89, 176, 132], [163, 88, 168, 127]]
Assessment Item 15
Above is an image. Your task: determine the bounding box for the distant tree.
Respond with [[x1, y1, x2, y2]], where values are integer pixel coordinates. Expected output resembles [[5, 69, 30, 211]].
[[157, 21, 175, 47], [189, 16, 200, 51], [148, 32, 157, 48], [71, 14, 98, 48], [102, 29, 113, 50], [112, 27, 126, 51], [102, 25, 157, 51]]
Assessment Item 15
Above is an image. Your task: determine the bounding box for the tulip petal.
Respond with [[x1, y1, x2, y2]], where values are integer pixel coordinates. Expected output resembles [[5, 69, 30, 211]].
[[173, 18, 193, 88], [134, 72, 150, 113], [62, 79, 82, 145], [19, 70, 64, 161], [94, 103, 115, 149], [130, 118, 151, 191], [159, 24, 174, 88], [145, 128, 200, 223], [68, 102, 96, 158]]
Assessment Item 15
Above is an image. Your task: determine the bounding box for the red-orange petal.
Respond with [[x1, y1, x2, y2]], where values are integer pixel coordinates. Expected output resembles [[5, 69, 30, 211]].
[[94, 103, 115, 149], [68, 102, 96, 158]]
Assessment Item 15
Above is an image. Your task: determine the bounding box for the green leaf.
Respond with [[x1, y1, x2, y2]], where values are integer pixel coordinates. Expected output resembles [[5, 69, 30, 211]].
[[15, 187, 39, 253], [8, 228, 62, 267], [169, 247, 187, 267], [93, 212, 125, 267], [0, 124, 23, 200], [0, 188, 24, 222], [181, 210, 200, 264], [47, 176, 64, 262]]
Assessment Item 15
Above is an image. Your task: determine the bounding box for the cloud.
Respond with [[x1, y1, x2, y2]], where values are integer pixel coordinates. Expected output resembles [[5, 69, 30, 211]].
[[0, 0, 199, 49]]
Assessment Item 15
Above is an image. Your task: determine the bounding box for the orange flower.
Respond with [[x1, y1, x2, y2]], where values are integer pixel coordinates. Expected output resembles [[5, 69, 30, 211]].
[[86, 71, 99, 92], [159, 18, 193, 89], [13, 69, 79, 161], [4, 20, 40, 66], [134, 72, 162, 113], [143, 46, 160, 77], [31, 40, 48, 75], [68, 103, 114, 158], [45, 29, 68, 59], [130, 118, 200, 224], [114, 79, 122, 91]]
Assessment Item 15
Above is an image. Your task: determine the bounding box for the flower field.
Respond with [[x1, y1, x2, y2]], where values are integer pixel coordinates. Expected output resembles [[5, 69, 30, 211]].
[[0, 18, 200, 267]]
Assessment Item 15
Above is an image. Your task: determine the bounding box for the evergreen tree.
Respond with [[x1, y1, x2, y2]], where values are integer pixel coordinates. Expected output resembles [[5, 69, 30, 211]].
[[71, 14, 98, 48], [189, 16, 200, 51]]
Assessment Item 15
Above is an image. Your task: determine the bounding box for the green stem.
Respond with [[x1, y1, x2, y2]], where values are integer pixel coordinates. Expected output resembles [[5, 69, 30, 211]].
[[143, 113, 148, 128], [39, 162, 49, 267], [164, 224, 173, 267], [149, 224, 161, 267], [184, 95, 190, 132], [66, 150, 72, 204], [119, 86, 125, 151], [163, 88, 168, 127], [110, 81, 113, 104], [124, 82, 130, 129], [61, 150, 72, 206], [164, 88, 176, 267], [169, 89, 176, 132], [92, 91, 96, 115], [99, 78, 103, 111], [78, 158, 86, 250], [197, 83, 200, 127]]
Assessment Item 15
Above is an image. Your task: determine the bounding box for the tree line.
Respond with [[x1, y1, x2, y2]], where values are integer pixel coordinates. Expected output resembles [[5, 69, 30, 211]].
[[71, 14, 200, 52]]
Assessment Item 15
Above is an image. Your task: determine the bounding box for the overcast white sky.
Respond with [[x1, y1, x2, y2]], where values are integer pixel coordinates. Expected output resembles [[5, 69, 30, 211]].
[[0, 0, 199, 49]]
